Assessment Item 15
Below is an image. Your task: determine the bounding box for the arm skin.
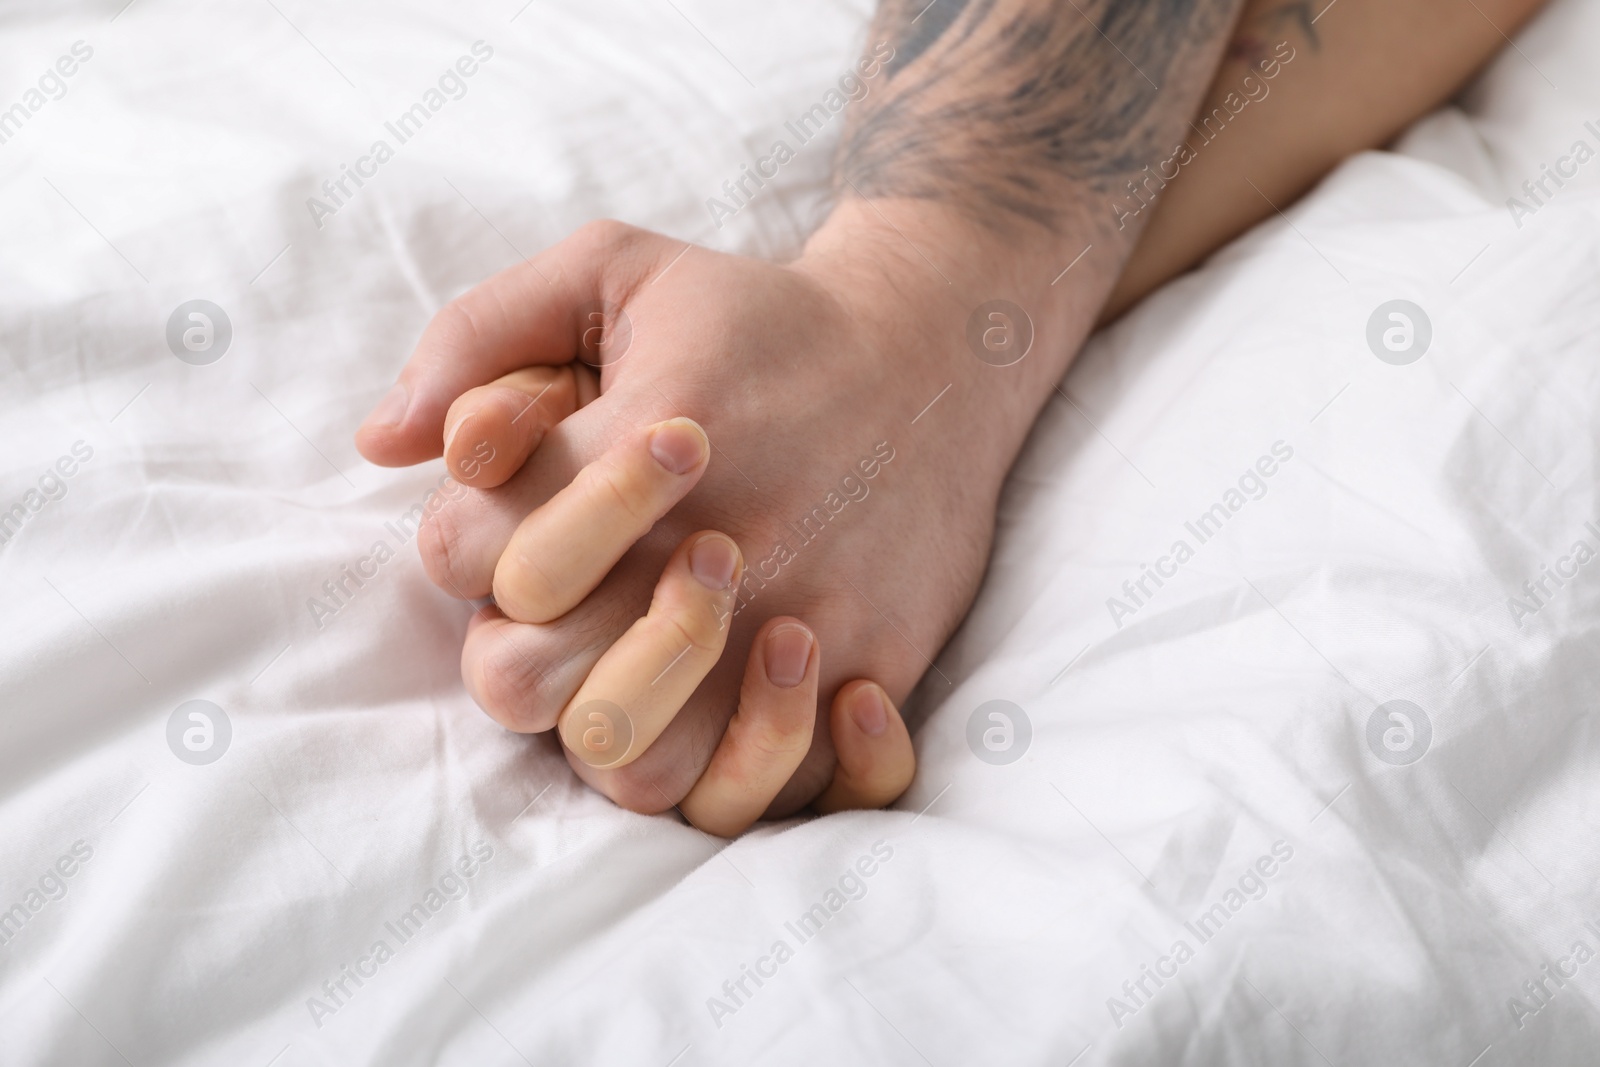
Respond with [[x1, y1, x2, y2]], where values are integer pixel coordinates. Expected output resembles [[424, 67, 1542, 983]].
[[1104, 0, 1553, 321], [370, 0, 1549, 827], [779, 0, 1546, 803], [791, 0, 1252, 598], [436, 0, 1257, 817], [793, 0, 1549, 603]]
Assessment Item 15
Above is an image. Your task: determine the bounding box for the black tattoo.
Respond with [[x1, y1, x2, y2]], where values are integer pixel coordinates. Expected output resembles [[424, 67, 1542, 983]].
[[839, 0, 1244, 231], [884, 0, 974, 76]]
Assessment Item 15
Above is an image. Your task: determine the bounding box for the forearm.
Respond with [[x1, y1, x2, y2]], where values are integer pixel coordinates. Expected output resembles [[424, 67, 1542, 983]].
[[798, 0, 1247, 484], [1102, 0, 1551, 321]]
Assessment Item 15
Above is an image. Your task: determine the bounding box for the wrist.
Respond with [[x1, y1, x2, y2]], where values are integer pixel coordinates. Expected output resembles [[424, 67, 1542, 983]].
[[793, 197, 1113, 469]]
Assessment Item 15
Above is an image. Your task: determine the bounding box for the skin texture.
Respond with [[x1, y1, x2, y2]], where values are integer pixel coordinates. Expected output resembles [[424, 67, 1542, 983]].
[[843, 0, 1236, 228], [360, 0, 1250, 821], [365, 221, 1015, 814], [1102, 0, 1552, 320], [358, 0, 1548, 830]]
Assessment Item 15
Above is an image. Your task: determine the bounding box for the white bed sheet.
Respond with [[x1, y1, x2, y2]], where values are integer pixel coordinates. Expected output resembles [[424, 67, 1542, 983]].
[[3, 0, 1600, 1064]]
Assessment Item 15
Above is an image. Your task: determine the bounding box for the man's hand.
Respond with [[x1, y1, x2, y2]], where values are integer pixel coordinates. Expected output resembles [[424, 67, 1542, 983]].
[[357, 211, 1028, 814], [358, 0, 1257, 818]]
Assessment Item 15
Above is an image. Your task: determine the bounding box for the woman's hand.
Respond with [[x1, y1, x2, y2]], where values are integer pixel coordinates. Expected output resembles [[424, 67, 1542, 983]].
[[480, 521, 918, 834]]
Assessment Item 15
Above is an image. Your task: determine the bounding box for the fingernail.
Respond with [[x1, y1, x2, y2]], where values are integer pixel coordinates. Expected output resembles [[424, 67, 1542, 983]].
[[365, 383, 409, 429], [764, 625, 813, 689], [649, 418, 709, 475], [689, 534, 739, 590], [850, 684, 888, 738]]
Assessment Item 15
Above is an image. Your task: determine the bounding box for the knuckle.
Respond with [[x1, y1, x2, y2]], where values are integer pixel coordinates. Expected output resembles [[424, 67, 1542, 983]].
[[417, 509, 465, 594], [732, 713, 811, 764], [493, 549, 564, 623], [477, 639, 560, 731], [583, 456, 657, 527], [565, 220, 664, 297], [663, 606, 728, 655], [574, 218, 641, 254]]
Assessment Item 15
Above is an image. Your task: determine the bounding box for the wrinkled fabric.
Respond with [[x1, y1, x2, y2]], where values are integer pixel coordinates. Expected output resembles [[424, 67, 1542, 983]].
[[1, 0, 1597, 1064]]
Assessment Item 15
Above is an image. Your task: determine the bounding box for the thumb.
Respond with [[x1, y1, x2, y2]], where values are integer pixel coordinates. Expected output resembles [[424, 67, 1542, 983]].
[[355, 219, 653, 467]]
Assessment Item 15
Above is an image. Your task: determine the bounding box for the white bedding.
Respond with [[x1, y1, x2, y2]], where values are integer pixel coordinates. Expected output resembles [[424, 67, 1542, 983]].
[[3, 0, 1600, 1063]]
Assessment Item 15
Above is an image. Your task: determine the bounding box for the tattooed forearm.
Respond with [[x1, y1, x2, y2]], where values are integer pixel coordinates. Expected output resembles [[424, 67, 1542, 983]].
[[838, 0, 1246, 234]]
